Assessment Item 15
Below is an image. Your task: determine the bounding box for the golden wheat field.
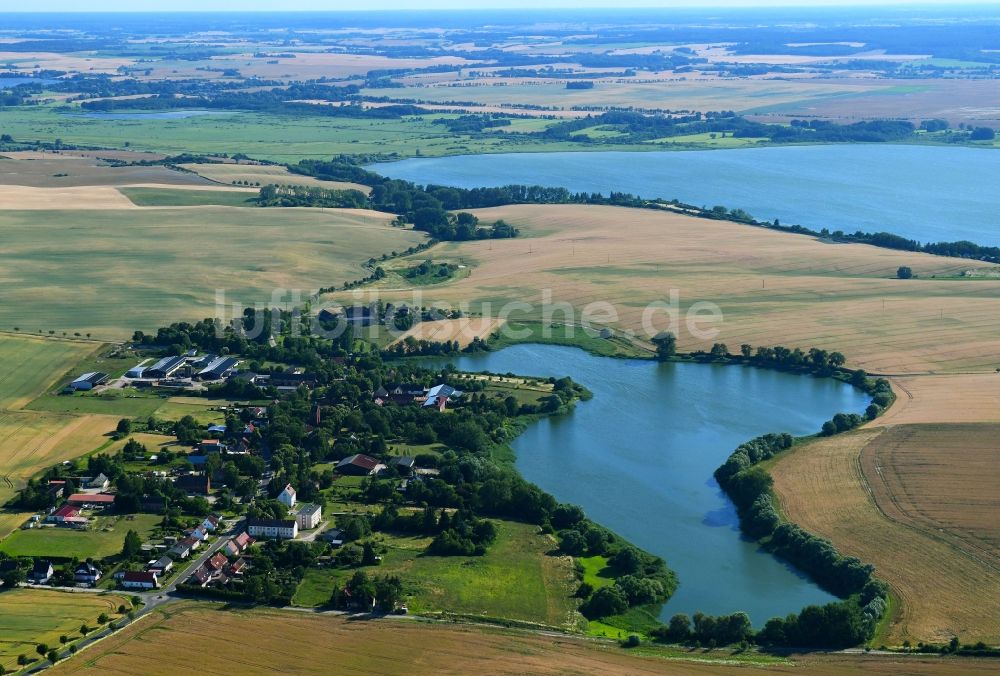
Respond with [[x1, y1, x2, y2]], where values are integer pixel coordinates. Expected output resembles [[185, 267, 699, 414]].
[[50, 602, 999, 676], [365, 204, 1000, 374], [770, 428, 1000, 645]]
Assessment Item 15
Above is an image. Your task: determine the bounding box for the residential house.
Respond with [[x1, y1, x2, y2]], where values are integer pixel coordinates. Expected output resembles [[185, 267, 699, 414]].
[[423, 384, 462, 410], [296, 503, 322, 530], [227, 558, 248, 576], [201, 515, 221, 532], [319, 528, 344, 547], [67, 493, 115, 507], [179, 536, 201, 552], [73, 562, 102, 585], [48, 505, 80, 523], [246, 518, 298, 540], [29, 559, 54, 584], [231, 532, 255, 552], [175, 473, 211, 495], [148, 556, 174, 576], [168, 540, 193, 559], [277, 484, 296, 508], [46, 482, 65, 500], [184, 525, 209, 542], [199, 439, 226, 454], [88, 473, 110, 490], [336, 454, 386, 477], [189, 565, 211, 587], [205, 552, 228, 572], [120, 571, 159, 590]]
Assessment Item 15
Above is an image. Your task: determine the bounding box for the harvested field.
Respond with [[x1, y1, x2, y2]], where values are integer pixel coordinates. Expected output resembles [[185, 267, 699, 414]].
[[180, 162, 372, 194], [0, 154, 213, 187], [0, 589, 130, 672], [877, 374, 1000, 425], [860, 423, 1000, 569], [0, 185, 136, 210], [0, 412, 116, 512], [392, 317, 504, 347], [364, 204, 1000, 374], [771, 428, 1000, 645], [0, 207, 421, 338], [50, 601, 998, 676]]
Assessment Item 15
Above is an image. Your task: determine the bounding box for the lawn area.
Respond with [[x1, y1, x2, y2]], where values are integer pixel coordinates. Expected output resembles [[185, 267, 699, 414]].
[[293, 521, 580, 628], [578, 554, 613, 590], [0, 589, 131, 672], [26, 390, 164, 418], [153, 397, 229, 424], [0, 334, 99, 410], [119, 187, 259, 207], [488, 321, 650, 359], [0, 514, 160, 560]]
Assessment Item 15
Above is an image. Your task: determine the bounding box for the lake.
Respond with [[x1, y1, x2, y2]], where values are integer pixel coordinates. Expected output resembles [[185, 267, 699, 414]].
[[430, 344, 871, 624], [370, 145, 1000, 246], [72, 110, 237, 120], [0, 77, 56, 88]]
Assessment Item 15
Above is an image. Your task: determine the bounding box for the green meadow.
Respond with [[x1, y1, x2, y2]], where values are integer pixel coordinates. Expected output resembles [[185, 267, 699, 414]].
[[0, 207, 424, 339]]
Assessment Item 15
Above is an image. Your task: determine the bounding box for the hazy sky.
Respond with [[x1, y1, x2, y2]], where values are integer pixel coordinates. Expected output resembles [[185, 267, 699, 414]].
[[9, 0, 1000, 11]]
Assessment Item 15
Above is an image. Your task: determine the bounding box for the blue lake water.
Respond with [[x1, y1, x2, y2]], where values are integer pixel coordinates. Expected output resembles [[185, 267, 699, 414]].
[[72, 110, 237, 120], [0, 77, 55, 88], [430, 344, 871, 624], [370, 145, 1000, 246]]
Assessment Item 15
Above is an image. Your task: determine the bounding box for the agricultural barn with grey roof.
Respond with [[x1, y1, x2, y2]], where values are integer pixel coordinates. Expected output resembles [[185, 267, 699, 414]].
[[146, 355, 187, 378], [197, 356, 240, 380]]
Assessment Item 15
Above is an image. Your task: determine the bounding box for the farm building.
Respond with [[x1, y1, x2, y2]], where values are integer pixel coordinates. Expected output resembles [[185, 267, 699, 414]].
[[277, 483, 297, 508], [145, 355, 187, 379], [68, 372, 108, 391], [48, 505, 80, 523], [296, 503, 322, 530], [125, 365, 148, 379], [197, 356, 240, 380], [336, 454, 386, 476], [66, 493, 115, 507], [246, 518, 298, 540], [120, 571, 159, 590], [392, 456, 416, 474]]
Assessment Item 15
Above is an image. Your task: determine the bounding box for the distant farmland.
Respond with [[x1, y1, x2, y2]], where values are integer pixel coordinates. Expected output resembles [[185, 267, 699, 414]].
[[0, 206, 423, 338]]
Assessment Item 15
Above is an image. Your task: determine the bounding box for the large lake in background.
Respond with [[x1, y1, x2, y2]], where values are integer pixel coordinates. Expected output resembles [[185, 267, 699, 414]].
[[430, 344, 871, 624], [370, 145, 1000, 246]]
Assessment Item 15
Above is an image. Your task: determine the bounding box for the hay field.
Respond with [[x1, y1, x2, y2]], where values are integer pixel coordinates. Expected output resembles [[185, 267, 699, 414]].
[[179, 162, 371, 194], [859, 424, 1000, 565], [366, 204, 1000, 374], [51, 602, 998, 676], [0, 589, 130, 672], [770, 429, 1000, 645], [0, 207, 422, 338]]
